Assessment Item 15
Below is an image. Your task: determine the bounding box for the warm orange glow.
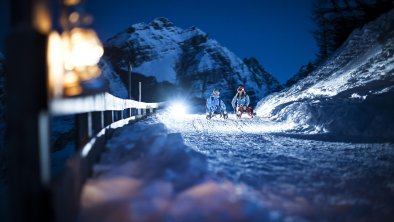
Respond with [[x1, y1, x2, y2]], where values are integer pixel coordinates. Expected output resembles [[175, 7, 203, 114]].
[[47, 27, 104, 97], [47, 31, 64, 97], [59, 28, 104, 84], [63, 71, 82, 96], [69, 12, 80, 24], [64, 0, 81, 6], [68, 28, 104, 72], [34, 1, 51, 34]]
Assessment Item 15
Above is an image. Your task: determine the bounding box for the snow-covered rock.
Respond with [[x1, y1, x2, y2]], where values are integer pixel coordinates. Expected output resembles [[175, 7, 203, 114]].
[[99, 57, 129, 99], [256, 9, 394, 141], [104, 17, 281, 106]]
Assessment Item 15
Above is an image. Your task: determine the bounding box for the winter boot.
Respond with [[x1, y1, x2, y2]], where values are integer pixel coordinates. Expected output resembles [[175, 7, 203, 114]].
[[236, 107, 243, 119], [206, 112, 212, 119], [247, 107, 254, 118], [223, 110, 228, 119]]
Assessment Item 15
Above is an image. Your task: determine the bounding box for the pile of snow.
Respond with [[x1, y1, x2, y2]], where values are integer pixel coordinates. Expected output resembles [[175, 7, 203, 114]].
[[256, 9, 394, 141], [79, 120, 277, 222]]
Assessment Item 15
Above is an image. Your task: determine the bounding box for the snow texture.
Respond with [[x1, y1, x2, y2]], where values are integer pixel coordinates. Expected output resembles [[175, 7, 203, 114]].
[[79, 117, 275, 222], [80, 109, 394, 222]]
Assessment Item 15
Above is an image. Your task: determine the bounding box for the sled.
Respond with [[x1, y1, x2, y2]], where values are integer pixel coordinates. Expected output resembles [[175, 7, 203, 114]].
[[206, 107, 228, 120], [235, 106, 254, 119]]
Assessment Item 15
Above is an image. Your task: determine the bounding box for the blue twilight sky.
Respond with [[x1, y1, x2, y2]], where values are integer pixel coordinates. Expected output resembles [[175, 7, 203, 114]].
[[86, 0, 318, 83], [0, 0, 318, 83]]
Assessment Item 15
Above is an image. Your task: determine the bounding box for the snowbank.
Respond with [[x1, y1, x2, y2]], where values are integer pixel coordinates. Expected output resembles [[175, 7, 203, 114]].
[[255, 9, 394, 142]]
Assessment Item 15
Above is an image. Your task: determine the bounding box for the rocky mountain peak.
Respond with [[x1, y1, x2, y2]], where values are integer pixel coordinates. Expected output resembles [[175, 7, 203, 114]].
[[244, 57, 283, 92], [149, 17, 175, 29]]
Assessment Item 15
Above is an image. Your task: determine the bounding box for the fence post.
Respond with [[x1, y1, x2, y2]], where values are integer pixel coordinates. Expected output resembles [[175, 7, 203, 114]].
[[138, 82, 142, 115], [101, 111, 105, 129], [119, 110, 124, 120], [5, 0, 52, 221], [128, 61, 132, 99], [104, 111, 113, 126], [92, 112, 102, 135], [76, 113, 89, 150]]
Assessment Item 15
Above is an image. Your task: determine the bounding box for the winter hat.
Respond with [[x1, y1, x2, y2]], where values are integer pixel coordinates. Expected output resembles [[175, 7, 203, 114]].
[[237, 85, 245, 92], [212, 89, 220, 96]]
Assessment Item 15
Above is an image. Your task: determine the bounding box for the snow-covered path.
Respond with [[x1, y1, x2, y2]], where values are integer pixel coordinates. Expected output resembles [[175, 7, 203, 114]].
[[157, 112, 296, 134], [80, 110, 394, 222], [156, 110, 394, 221]]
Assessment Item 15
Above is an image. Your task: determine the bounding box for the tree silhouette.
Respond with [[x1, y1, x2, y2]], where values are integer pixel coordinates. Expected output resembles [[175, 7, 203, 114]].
[[312, 0, 393, 62]]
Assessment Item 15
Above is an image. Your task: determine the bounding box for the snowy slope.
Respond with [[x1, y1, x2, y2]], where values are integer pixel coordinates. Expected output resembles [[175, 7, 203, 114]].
[[255, 10, 394, 141], [104, 18, 281, 106]]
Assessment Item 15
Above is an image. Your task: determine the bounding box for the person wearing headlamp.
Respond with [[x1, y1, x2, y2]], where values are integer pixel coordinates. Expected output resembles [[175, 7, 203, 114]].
[[231, 85, 253, 118]]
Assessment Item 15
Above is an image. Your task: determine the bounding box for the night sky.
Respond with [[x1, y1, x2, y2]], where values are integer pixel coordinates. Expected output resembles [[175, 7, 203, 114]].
[[0, 0, 317, 83]]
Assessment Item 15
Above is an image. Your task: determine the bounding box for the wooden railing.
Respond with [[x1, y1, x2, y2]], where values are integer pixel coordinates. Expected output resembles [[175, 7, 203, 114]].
[[50, 92, 160, 115], [50, 92, 162, 150], [49, 92, 163, 222]]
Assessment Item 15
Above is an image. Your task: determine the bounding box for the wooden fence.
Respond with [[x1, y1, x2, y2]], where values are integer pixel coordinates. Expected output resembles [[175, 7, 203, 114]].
[[50, 93, 162, 222]]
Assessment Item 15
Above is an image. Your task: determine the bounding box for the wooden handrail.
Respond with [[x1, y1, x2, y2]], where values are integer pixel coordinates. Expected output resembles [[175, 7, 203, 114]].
[[49, 92, 164, 222], [50, 92, 162, 116]]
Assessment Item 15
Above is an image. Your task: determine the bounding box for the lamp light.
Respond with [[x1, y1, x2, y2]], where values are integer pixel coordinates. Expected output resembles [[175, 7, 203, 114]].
[[47, 1, 104, 97]]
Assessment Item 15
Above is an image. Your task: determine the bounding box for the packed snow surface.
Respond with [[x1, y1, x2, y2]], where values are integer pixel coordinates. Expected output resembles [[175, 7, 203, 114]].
[[80, 109, 394, 222]]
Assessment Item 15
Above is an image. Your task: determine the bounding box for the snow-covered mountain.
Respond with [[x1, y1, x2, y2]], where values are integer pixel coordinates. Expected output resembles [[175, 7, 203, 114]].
[[103, 17, 281, 106], [256, 10, 394, 141]]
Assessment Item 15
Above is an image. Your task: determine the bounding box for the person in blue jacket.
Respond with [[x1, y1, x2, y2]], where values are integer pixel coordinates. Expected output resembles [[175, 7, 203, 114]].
[[206, 89, 228, 119], [231, 85, 253, 118]]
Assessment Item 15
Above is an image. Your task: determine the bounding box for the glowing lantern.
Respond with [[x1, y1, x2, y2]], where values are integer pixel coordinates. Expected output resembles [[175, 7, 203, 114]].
[[47, 31, 65, 98], [47, 1, 104, 97]]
